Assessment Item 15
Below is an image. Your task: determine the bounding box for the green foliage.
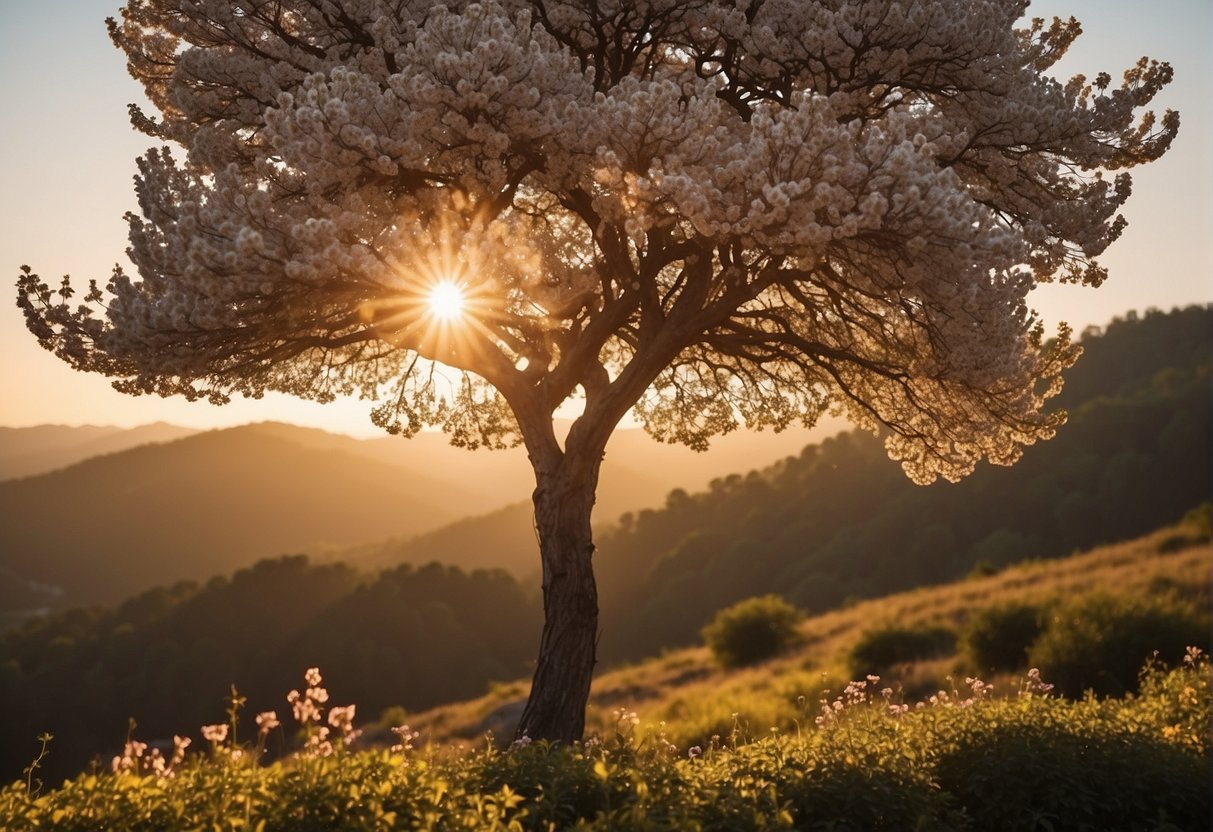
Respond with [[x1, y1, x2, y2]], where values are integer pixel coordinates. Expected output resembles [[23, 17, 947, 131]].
[[1029, 591, 1210, 697], [2, 654, 1207, 831], [1127, 648, 1211, 754], [960, 601, 1043, 674], [849, 622, 956, 676], [934, 699, 1209, 831], [702, 595, 802, 669]]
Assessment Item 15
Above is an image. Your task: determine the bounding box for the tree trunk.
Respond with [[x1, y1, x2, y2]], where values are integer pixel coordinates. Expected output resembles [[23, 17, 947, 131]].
[[514, 457, 601, 743]]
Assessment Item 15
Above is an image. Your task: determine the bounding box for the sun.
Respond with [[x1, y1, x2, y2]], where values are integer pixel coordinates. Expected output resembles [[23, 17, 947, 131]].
[[427, 280, 466, 321]]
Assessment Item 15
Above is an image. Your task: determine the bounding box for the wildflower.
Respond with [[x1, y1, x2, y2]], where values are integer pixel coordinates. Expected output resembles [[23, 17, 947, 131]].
[[201, 724, 228, 743], [1024, 667, 1055, 696], [328, 704, 359, 743], [111, 739, 147, 773], [508, 734, 532, 751], [688, 745, 702, 760], [170, 735, 191, 770], [256, 710, 280, 734], [288, 689, 320, 724], [328, 704, 356, 731], [305, 667, 323, 686], [304, 725, 334, 757], [391, 724, 420, 753]]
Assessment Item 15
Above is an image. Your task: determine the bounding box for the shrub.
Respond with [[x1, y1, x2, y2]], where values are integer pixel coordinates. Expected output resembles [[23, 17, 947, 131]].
[[848, 622, 956, 676], [960, 601, 1043, 674], [1028, 591, 1209, 697], [935, 699, 1210, 831], [701, 595, 801, 669]]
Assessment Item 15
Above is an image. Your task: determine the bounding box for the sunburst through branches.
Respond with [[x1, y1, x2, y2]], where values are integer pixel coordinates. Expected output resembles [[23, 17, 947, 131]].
[[427, 281, 466, 321]]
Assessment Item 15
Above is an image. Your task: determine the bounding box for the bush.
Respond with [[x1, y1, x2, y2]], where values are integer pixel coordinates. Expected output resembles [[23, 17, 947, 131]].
[[848, 622, 956, 676], [960, 601, 1043, 674], [935, 701, 1210, 831], [1029, 591, 1209, 697], [701, 595, 801, 669]]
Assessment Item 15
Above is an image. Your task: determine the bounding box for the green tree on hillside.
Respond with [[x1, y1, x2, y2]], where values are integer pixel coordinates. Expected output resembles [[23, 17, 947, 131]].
[[18, 0, 1175, 740]]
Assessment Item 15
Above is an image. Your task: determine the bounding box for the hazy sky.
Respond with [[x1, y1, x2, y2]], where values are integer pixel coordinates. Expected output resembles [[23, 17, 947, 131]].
[[0, 1, 1209, 437]]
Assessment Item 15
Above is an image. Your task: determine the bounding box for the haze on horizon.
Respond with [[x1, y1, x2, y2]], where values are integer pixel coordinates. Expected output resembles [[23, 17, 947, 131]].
[[1, 0, 1209, 438]]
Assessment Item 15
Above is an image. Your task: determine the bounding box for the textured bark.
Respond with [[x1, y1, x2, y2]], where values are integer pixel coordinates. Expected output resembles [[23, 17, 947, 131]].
[[515, 454, 601, 743]]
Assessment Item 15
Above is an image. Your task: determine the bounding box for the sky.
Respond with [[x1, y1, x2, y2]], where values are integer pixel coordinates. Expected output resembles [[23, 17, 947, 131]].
[[0, 0, 1209, 438]]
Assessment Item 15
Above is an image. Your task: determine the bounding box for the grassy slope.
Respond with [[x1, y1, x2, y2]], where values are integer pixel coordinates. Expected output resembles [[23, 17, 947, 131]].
[[4, 518, 1206, 832], [411, 515, 1210, 748]]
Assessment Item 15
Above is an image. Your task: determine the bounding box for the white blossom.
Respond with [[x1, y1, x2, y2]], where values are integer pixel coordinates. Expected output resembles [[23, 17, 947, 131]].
[[21, 0, 1175, 479]]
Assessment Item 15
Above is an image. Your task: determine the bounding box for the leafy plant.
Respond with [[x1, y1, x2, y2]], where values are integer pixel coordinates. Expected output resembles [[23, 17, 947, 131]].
[[848, 622, 957, 676], [702, 595, 802, 669], [1029, 591, 1209, 697], [934, 699, 1209, 831], [960, 601, 1043, 674]]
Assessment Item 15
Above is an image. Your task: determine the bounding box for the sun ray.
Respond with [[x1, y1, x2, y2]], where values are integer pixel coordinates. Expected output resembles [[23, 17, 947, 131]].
[[428, 281, 466, 321]]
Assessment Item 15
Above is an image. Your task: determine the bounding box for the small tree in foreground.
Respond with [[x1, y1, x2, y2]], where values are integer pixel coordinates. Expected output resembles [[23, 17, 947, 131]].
[[18, 1, 1175, 742]]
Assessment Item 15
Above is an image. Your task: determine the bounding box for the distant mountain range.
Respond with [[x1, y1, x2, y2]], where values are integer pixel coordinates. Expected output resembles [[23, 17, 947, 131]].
[[0, 422, 199, 481], [0, 416, 839, 610]]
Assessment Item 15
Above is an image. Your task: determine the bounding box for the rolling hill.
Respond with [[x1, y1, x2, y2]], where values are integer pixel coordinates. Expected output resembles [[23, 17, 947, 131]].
[[0, 415, 840, 611], [0, 422, 198, 481], [0, 426, 476, 608]]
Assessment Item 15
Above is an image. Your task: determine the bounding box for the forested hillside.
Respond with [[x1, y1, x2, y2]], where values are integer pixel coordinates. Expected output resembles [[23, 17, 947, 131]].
[[592, 306, 1210, 661], [0, 558, 540, 783]]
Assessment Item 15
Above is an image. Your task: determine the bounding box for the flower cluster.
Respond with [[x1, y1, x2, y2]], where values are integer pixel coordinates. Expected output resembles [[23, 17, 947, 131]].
[[285, 667, 358, 758], [391, 724, 421, 754], [1021, 667, 1056, 697], [110, 734, 191, 778], [813, 669, 1040, 728]]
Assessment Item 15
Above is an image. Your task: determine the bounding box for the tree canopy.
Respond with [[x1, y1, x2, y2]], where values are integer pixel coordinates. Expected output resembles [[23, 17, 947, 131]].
[[18, 0, 1176, 482]]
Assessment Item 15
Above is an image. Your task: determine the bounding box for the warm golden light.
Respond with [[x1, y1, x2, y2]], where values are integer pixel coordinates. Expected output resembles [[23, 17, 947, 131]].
[[427, 281, 466, 321]]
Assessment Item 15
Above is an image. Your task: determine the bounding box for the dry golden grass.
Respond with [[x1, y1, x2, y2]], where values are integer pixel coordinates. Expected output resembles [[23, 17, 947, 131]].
[[407, 517, 1210, 748]]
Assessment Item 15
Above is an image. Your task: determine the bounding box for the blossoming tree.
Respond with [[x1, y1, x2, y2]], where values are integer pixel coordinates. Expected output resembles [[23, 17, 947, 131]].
[[18, 0, 1175, 741]]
